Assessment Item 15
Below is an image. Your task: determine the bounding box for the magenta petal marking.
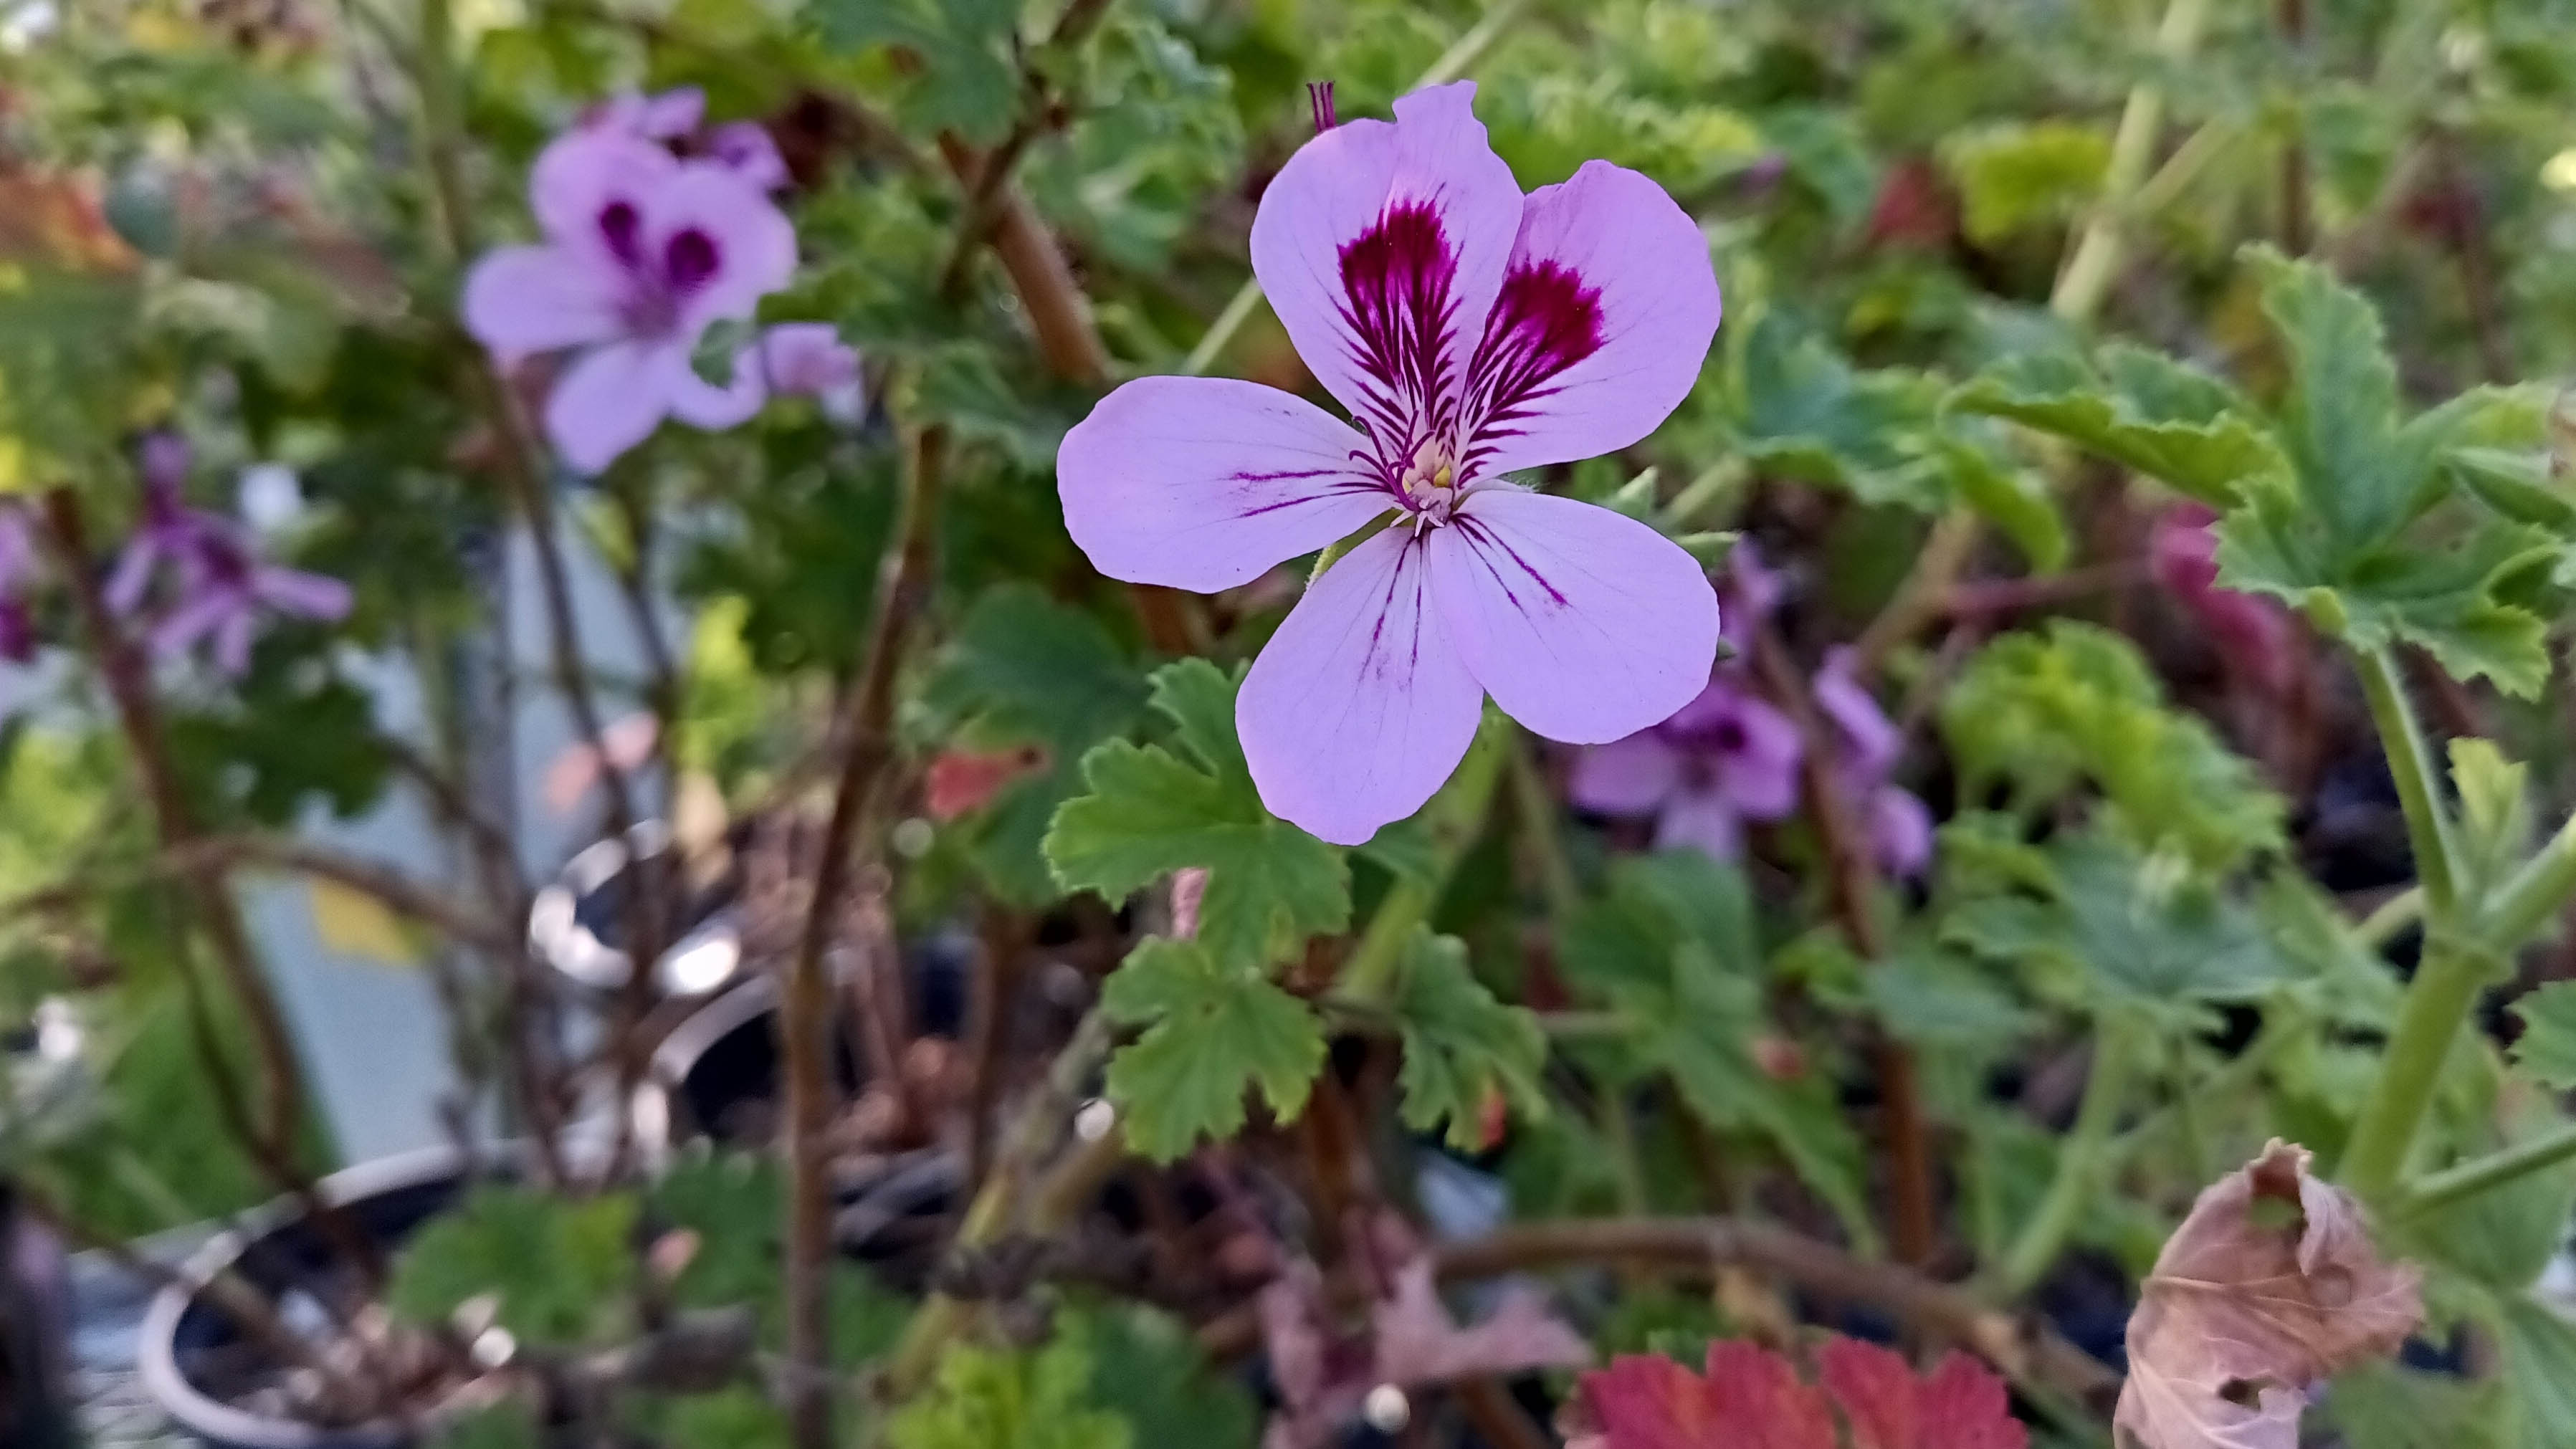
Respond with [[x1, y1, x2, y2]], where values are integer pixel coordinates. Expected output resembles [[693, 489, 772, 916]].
[[1427, 489, 1717, 745], [1058, 376, 1390, 593], [1238, 527, 1486, 846]]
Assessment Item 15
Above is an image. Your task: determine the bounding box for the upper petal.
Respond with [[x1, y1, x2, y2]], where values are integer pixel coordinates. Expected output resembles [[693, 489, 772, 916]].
[[1428, 489, 1717, 745], [1459, 161, 1720, 479], [1249, 82, 1522, 440], [1238, 528, 1487, 846], [1058, 376, 1391, 593], [646, 162, 798, 330], [529, 128, 677, 254], [545, 340, 675, 474], [462, 245, 624, 356]]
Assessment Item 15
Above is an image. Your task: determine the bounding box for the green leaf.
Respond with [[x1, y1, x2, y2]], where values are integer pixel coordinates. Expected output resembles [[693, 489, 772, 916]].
[[1382, 928, 1548, 1150], [1046, 660, 1350, 969], [387, 1186, 637, 1347], [1937, 425, 2067, 570], [657, 1388, 793, 1449], [1078, 1301, 1260, 1449], [1940, 120, 2110, 244], [1947, 345, 2287, 504], [2509, 982, 2576, 1090], [428, 1402, 543, 1449], [1734, 315, 1945, 508], [1938, 621, 2284, 869], [2496, 1298, 2576, 1448], [2450, 739, 2534, 899], [1099, 937, 1327, 1159], [1864, 943, 2033, 1049], [887, 1322, 1133, 1449], [2250, 244, 2410, 547], [812, 0, 1022, 144], [2448, 448, 2576, 531], [2323, 1363, 2506, 1449], [2405, 1147, 2576, 1291]]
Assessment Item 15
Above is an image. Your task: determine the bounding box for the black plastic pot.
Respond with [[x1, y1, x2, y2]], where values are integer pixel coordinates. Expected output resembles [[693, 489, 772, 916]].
[[528, 821, 744, 1000], [135, 1147, 480, 1449]]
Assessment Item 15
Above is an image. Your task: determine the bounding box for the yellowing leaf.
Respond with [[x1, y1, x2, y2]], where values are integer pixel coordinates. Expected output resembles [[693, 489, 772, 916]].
[[309, 879, 419, 966]]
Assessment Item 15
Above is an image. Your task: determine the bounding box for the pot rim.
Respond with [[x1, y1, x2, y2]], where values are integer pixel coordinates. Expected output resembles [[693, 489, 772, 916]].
[[135, 1144, 485, 1449]]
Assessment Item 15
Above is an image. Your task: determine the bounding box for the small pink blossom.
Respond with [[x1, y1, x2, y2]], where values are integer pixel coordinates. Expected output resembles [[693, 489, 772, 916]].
[[462, 125, 796, 472], [111, 435, 350, 675], [1057, 83, 1722, 843], [0, 502, 39, 664], [708, 121, 789, 191], [751, 322, 865, 421], [591, 88, 787, 191], [1814, 649, 1932, 879], [591, 87, 706, 141], [1571, 674, 1802, 859], [2151, 502, 2296, 694]]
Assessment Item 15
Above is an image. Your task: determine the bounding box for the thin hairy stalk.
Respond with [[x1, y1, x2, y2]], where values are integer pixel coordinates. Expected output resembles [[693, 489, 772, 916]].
[[1337, 720, 1508, 1004], [36, 492, 313, 1174], [1750, 623, 1936, 1266], [1995, 1018, 2136, 1297], [2400, 1121, 2576, 1217], [935, 0, 1117, 299], [1180, 0, 1538, 376], [783, 424, 948, 1449], [2353, 649, 2461, 917]]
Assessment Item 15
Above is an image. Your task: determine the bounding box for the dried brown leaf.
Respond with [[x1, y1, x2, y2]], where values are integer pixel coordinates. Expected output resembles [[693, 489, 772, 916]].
[[2113, 1139, 2423, 1449]]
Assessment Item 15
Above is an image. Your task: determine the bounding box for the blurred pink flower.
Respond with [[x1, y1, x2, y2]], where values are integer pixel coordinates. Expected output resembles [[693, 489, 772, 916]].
[[1814, 649, 1932, 879], [110, 436, 350, 675], [753, 322, 864, 421], [591, 87, 706, 141], [462, 126, 795, 472], [0, 503, 39, 664], [1056, 82, 1722, 844], [2151, 502, 2296, 694], [1571, 674, 1802, 859], [709, 121, 789, 191]]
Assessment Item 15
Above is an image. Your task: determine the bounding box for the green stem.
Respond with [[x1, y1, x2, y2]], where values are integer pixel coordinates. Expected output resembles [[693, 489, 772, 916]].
[[2400, 1120, 2576, 1217], [2357, 885, 2425, 952], [2050, 0, 2214, 323], [1656, 459, 1747, 535], [1338, 718, 1508, 1005], [2107, 1005, 2301, 1169], [1995, 1018, 2137, 1298], [1507, 731, 1580, 922], [1180, 0, 1537, 377], [2341, 934, 2498, 1199], [2479, 810, 2576, 954], [2354, 649, 2461, 915]]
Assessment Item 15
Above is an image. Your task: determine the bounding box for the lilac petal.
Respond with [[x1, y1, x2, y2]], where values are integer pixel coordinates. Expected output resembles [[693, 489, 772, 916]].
[[106, 538, 162, 616], [1459, 161, 1720, 479], [252, 565, 352, 622], [214, 607, 257, 676], [1238, 527, 1487, 846], [1712, 691, 1803, 821], [1867, 785, 1935, 879], [1719, 541, 1782, 651], [662, 345, 768, 430], [1428, 489, 1717, 745], [1568, 732, 1681, 816], [461, 245, 624, 357], [636, 87, 707, 139], [1247, 82, 1522, 436], [545, 340, 674, 474], [529, 128, 678, 253], [646, 162, 797, 331], [710, 121, 790, 191], [1814, 647, 1902, 780], [138, 431, 191, 493], [1058, 376, 1392, 593], [1654, 785, 1744, 860], [758, 323, 862, 396], [148, 587, 237, 661]]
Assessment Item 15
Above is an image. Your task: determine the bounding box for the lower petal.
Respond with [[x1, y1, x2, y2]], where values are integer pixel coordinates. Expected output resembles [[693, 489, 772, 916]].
[[1568, 733, 1680, 816], [1868, 786, 1935, 879], [1430, 489, 1717, 745], [1059, 376, 1392, 593], [664, 345, 768, 430], [1654, 787, 1744, 861], [1238, 528, 1486, 846], [545, 341, 673, 474]]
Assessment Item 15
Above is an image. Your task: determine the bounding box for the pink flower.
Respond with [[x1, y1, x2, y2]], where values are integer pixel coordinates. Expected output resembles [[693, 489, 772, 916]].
[[111, 437, 350, 676], [708, 121, 788, 191], [0, 503, 39, 664], [2150, 502, 2296, 694], [1814, 649, 1932, 879], [1570, 674, 1802, 859], [591, 87, 706, 141], [462, 126, 796, 473], [751, 322, 864, 421], [1056, 83, 1722, 844]]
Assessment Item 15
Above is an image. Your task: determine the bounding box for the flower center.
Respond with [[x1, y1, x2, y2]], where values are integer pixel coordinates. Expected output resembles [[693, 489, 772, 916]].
[[1396, 438, 1461, 524]]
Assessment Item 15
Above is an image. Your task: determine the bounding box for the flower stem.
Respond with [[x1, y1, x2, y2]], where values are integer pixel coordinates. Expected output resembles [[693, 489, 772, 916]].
[[2478, 809, 2576, 954], [2341, 934, 2498, 1200], [1336, 716, 1508, 1005], [1180, 0, 1537, 378], [2400, 1120, 2576, 1217], [1995, 1016, 2136, 1298], [2049, 0, 2215, 322], [2353, 649, 2461, 915], [785, 424, 948, 1449]]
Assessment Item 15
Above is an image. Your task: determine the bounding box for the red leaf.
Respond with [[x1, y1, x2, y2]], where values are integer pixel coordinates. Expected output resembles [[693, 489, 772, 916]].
[[924, 745, 1047, 821], [1578, 1336, 2026, 1449], [1821, 1339, 2026, 1449]]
